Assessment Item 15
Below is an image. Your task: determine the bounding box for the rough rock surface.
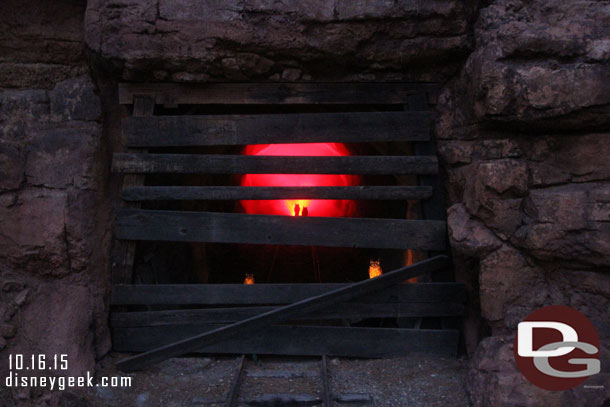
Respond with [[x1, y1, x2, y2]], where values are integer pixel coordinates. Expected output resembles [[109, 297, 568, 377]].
[[437, 1, 610, 406], [84, 0, 478, 82], [0, 78, 111, 376], [470, 336, 610, 407], [0, 1, 89, 89], [0, 2, 112, 405]]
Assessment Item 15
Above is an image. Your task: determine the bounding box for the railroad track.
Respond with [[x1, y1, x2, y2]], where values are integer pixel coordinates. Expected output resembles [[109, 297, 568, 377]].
[[192, 355, 372, 407]]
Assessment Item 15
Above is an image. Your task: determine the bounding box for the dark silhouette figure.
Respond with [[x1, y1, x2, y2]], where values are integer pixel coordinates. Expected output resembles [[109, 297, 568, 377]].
[[302, 207, 308, 217], [294, 203, 301, 216]]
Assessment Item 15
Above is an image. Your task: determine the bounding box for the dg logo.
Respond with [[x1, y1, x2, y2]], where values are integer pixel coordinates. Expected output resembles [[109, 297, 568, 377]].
[[514, 305, 601, 391]]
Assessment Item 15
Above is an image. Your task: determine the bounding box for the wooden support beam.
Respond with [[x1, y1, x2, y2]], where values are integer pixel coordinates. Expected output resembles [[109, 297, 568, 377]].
[[121, 186, 434, 202], [122, 111, 432, 147], [112, 325, 459, 358], [115, 209, 447, 250], [111, 95, 154, 284], [112, 154, 439, 175], [408, 94, 446, 222], [110, 283, 467, 306], [118, 82, 439, 106], [408, 94, 451, 282], [110, 302, 467, 327], [114, 255, 450, 371]]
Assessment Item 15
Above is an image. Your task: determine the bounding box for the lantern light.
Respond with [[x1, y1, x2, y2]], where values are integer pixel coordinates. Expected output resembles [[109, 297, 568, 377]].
[[368, 260, 382, 279]]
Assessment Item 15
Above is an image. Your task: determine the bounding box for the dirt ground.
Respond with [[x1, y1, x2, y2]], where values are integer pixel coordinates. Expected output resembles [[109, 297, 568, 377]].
[[71, 353, 470, 407]]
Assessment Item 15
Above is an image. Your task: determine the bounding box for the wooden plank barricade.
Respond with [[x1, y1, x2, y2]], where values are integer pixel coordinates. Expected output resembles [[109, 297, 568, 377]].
[[109, 82, 466, 370]]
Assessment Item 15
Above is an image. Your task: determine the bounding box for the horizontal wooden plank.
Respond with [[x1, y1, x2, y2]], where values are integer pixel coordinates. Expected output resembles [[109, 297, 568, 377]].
[[112, 154, 438, 175], [122, 112, 432, 147], [115, 209, 447, 250], [110, 302, 466, 327], [111, 283, 466, 305], [121, 186, 434, 201], [115, 256, 450, 371], [118, 83, 439, 106], [112, 325, 459, 357]]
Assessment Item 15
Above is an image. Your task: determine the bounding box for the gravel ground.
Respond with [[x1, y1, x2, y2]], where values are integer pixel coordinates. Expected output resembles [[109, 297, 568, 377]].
[[73, 353, 470, 407]]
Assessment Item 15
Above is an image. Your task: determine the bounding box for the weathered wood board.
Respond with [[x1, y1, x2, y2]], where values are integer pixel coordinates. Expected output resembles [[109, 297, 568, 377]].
[[113, 325, 459, 358], [115, 209, 447, 250], [112, 154, 438, 175], [118, 82, 439, 106], [111, 283, 466, 305], [121, 186, 434, 201], [111, 302, 466, 327], [115, 256, 449, 371], [123, 111, 432, 147]]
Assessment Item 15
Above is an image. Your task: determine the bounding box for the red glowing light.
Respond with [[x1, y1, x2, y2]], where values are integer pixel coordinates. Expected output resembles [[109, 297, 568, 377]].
[[240, 143, 359, 217]]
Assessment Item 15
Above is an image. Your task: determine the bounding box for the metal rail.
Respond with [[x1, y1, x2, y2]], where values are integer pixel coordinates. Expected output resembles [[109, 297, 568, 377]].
[[224, 354, 334, 407]]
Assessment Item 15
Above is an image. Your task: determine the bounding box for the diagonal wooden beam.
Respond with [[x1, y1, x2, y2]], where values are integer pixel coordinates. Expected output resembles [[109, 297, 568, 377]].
[[115, 255, 450, 372]]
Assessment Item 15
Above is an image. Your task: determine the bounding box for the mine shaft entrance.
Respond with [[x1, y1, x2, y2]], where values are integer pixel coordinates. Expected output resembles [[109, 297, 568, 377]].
[[109, 83, 465, 367]]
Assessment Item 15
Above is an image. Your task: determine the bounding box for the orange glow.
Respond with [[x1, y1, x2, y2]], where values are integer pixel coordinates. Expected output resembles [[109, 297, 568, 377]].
[[406, 250, 418, 283], [244, 273, 255, 285], [368, 260, 383, 279], [287, 200, 310, 216], [240, 143, 359, 217]]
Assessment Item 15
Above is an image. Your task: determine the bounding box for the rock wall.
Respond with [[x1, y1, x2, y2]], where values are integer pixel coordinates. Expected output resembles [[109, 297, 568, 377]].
[[436, 1, 610, 406], [0, 1, 111, 404], [84, 0, 478, 82]]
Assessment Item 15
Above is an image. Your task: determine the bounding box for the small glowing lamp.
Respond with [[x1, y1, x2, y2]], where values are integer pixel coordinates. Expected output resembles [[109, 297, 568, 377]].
[[368, 260, 383, 279], [244, 273, 255, 285]]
